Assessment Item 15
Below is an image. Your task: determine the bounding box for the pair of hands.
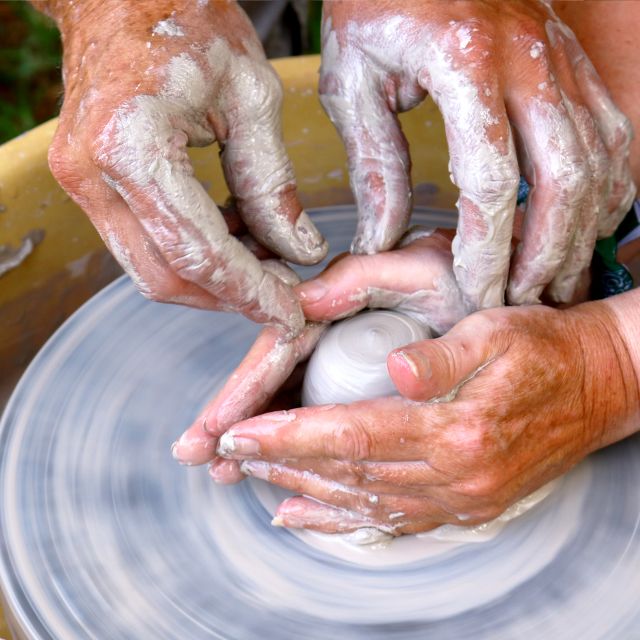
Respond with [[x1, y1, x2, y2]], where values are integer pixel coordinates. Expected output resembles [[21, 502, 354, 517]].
[[45, 0, 635, 336], [42, 0, 639, 534], [173, 230, 639, 535]]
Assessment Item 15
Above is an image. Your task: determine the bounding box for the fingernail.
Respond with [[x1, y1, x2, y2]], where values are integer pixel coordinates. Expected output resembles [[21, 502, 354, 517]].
[[297, 279, 328, 303], [208, 460, 240, 484], [171, 429, 217, 466], [217, 432, 260, 456], [240, 460, 270, 480], [170, 441, 196, 466], [294, 211, 328, 259], [207, 462, 225, 483], [274, 511, 306, 528], [395, 349, 431, 380], [202, 417, 217, 436]]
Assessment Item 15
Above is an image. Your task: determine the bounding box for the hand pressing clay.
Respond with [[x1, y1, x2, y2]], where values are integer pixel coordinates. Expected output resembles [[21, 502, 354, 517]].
[[300, 309, 558, 547], [302, 310, 431, 406]]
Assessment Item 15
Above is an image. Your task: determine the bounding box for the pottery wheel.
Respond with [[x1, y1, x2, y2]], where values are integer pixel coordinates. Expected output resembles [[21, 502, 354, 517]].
[[1, 206, 640, 639]]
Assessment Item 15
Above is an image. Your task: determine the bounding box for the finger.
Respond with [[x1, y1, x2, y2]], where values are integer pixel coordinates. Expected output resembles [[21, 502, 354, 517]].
[[172, 321, 326, 465], [46, 129, 225, 311], [295, 232, 465, 335], [319, 51, 413, 253], [503, 46, 590, 305], [217, 56, 328, 265], [218, 397, 439, 462], [172, 318, 294, 467], [239, 236, 277, 261], [387, 313, 496, 402], [172, 265, 305, 466], [543, 44, 606, 303], [275, 496, 438, 537], [94, 111, 304, 331], [208, 458, 245, 485], [419, 55, 519, 311], [171, 423, 219, 467], [273, 496, 396, 538], [216, 201, 278, 260], [547, 20, 636, 235], [241, 460, 446, 524], [210, 323, 326, 434], [264, 458, 452, 494], [73, 186, 228, 311]]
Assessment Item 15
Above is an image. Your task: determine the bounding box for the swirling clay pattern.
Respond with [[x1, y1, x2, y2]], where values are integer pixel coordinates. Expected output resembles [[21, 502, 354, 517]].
[[1, 207, 640, 639], [302, 310, 430, 406]]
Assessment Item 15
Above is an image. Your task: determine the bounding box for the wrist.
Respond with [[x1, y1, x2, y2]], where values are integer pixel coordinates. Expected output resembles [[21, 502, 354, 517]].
[[601, 288, 640, 398], [567, 290, 640, 448]]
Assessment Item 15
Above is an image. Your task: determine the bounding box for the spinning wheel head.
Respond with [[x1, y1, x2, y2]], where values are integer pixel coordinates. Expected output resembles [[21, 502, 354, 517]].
[[1, 207, 639, 639]]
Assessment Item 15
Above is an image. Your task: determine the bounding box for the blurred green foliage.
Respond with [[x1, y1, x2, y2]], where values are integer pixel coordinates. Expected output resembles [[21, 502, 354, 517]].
[[0, 2, 62, 144]]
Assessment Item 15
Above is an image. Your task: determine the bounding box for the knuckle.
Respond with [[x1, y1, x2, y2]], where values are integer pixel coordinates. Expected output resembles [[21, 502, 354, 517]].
[[462, 309, 500, 336], [458, 472, 501, 500], [439, 17, 493, 51], [445, 423, 489, 463], [48, 142, 82, 191], [350, 254, 374, 283], [604, 113, 633, 151], [514, 16, 546, 39], [91, 119, 123, 171], [318, 67, 343, 98], [233, 63, 283, 116], [590, 146, 610, 188], [461, 160, 520, 205], [546, 158, 589, 199], [483, 309, 515, 335], [332, 417, 374, 460], [169, 254, 220, 289]]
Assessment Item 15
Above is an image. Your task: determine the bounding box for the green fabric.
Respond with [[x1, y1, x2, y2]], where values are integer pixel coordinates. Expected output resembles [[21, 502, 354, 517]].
[[591, 212, 636, 299], [518, 177, 636, 299]]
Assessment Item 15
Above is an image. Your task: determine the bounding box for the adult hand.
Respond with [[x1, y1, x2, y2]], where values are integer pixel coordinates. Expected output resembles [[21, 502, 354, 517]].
[[216, 299, 639, 535], [320, 0, 636, 311], [172, 229, 467, 479], [43, 0, 327, 332]]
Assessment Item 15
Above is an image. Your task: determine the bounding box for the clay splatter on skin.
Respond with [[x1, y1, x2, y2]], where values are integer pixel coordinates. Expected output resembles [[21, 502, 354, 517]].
[[95, 38, 327, 332], [152, 17, 185, 37], [320, 2, 635, 310]]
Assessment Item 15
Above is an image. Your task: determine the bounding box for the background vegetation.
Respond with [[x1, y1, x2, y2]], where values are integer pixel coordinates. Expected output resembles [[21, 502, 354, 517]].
[[0, 2, 62, 144]]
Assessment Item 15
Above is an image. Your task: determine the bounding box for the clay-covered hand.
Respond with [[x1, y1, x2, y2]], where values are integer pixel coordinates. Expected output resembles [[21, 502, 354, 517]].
[[43, 0, 327, 332], [172, 229, 467, 479], [320, 0, 636, 311], [216, 300, 639, 535]]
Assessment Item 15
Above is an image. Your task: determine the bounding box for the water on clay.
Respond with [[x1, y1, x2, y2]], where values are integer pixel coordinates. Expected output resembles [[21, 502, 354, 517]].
[[1, 206, 640, 639]]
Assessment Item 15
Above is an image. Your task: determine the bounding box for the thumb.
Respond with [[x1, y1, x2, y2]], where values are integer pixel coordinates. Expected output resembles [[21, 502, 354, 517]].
[[387, 315, 496, 401]]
